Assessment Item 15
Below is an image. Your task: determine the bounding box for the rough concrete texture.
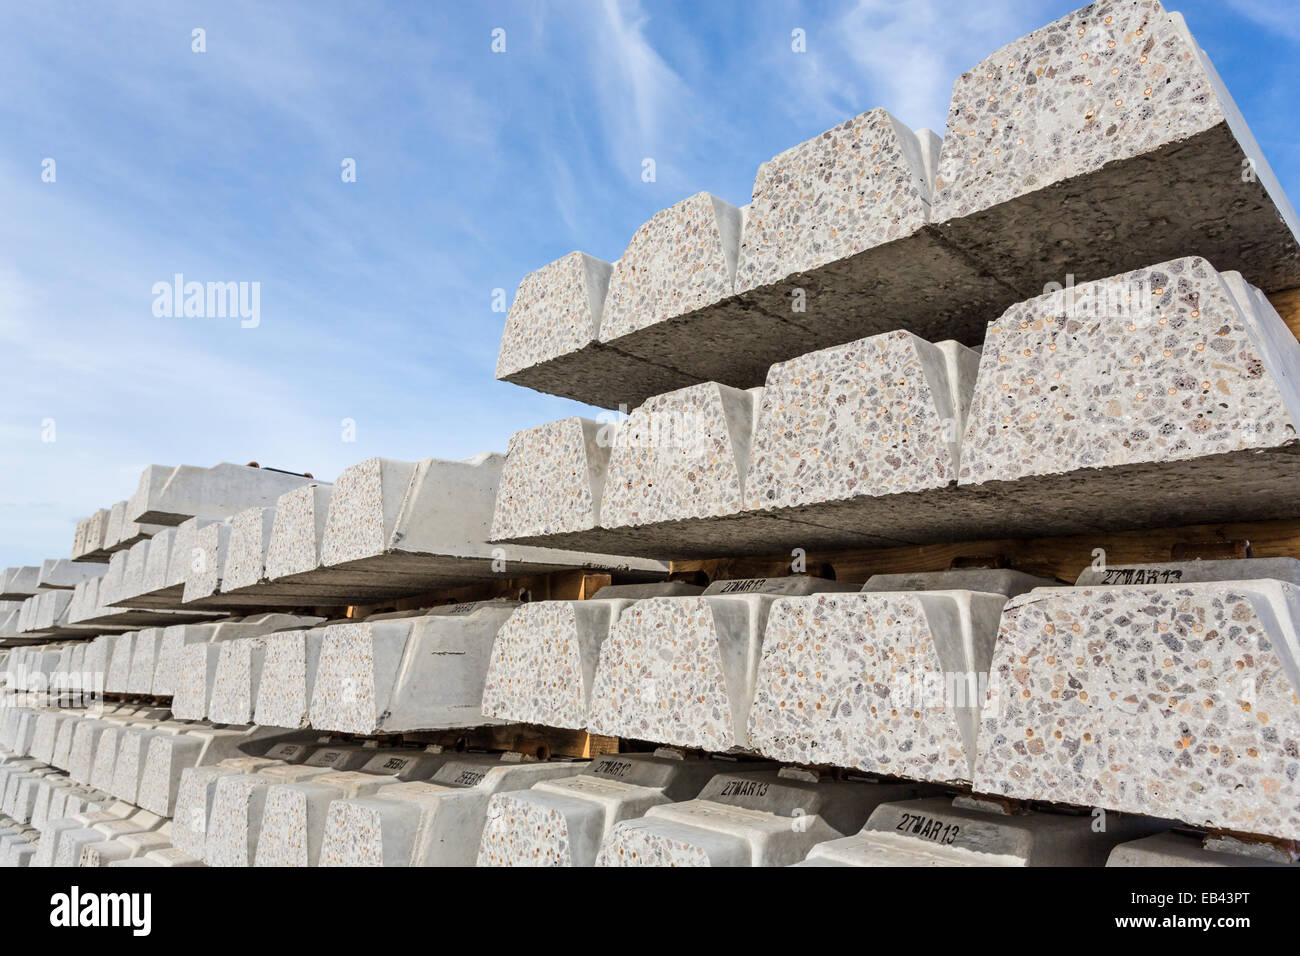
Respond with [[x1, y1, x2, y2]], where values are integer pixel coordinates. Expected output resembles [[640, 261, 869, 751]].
[[496, 251, 611, 382], [319, 452, 664, 594], [219, 506, 277, 592], [152, 623, 214, 697], [137, 734, 205, 816], [930, 0, 1300, 297], [180, 520, 230, 603], [588, 583, 851, 750], [497, 408, 881, 559], [264, 483, 332, 580], [249, 626, 320, 728], [490, 418, 611, 540], [80, 829, 174, 867], [51, 718, 78, 771], [18, 589, 73, 634], [600, 192, 743, 345], [127, 461, 314, 526], [135, 724, 303, 815], [310, 603, 516, 733], [102, 499, 164, 553], [602, 382, 756, 527], [104, 501, 130, 551], [170, 758, 281, 858], [207, 637, 270, 725], [481, 598, 633, 728], [804, 795, 1164, 866], [113, 515, 214, 606], [126, 628, 163, 694], [307, 618, 412, 734], [37, 559, 107, 590], [956, 258, 1300, 535], [749, 589, 1010, 782], [205, 765, 330, 867], [737, 109, 1019, 351], [104, 632, 135, 693], [156, 614, 315, 703], [495, 251, 698, 409], [171, 617, 317, 721], [253, 755, 440, 868], [318, 755, 582, 866], [28, 713, 67, 765], [252, 625, 339, 728], [140, 528, 174, 595], [118, 539, 152, 603], [596, 769, 924, 867], [1075, 557, 1300, 587], [962, 258, 1298, 483], [89, 726, 124, 793], [110, 728, 171, 803], [592, 192, 805, 392], [84, 510, 112, 560], [477, 752, 731, 867], [976, 580, 1300, 841], [744, 332, 979, 535], [172, 643, 223, 720], [71, 516, 93, 560]]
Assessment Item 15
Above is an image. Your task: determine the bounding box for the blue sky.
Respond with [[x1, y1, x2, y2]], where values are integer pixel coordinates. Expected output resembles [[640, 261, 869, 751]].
[[1, 0, 1297, 567]]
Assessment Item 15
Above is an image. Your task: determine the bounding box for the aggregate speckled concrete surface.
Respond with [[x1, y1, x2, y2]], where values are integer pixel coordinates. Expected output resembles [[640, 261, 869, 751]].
[[490, 418, 609, 540], [976, 580, 1300, 840], [602, 382, 756, 528], [587, 594, 792, 750], [481, 599, 628, 729], [931, 0, 1300, 295], [746, 331, 977, 511], [960, 257, 1298, 485], [748, 589, 1008, 782]]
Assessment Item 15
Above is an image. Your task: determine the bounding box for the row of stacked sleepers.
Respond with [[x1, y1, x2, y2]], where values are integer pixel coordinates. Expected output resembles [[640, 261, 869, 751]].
[[3, 0, 1300, 866], [3, 557, 1299, 866]]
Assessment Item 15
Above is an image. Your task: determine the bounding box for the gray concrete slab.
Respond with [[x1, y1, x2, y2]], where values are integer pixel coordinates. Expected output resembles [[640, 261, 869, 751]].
[[495, 251, 698, 409], [1076, 557, 1300, 587], [1107, 830, 1295, 867], [588, 582, 851, 751], [478, 751, 746, 866], [318, 754, 585, 866], [0, 567, 41, 600], [481, 598, 637, 729], [594, 191, 812, 395], [490, 417, 612, 541], [309, 602, 517, 734], [251, 624, 337, 729], [977, 579, 1300, 841], [317, 453, 666, 597], [930, 0, 1300, 299], [180, 519, 231, 604], [127, 461, 315, 526], [136, 726, 313, 816], [596, 768, 927, 867], [37, 560, 107, 590], [862, 569, 1060, 596], [743, 587, 1003, 780], [169, 757, 285, 857], [172, 615, 321, 721], [800, 795, 1164, 866], [254, 748, 455, 866], [205, 764, 336, 866]]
